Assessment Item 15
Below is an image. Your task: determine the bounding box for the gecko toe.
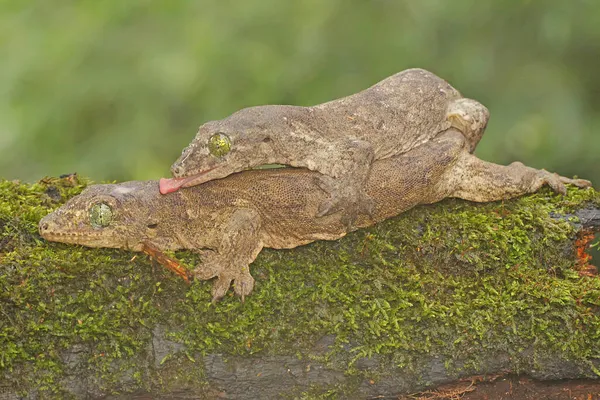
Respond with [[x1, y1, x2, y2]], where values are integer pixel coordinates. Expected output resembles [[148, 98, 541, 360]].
[[547, 173, 568, 195], [233, 272, 255, 300], [552, 180, 567, 195], [208, 269, 256, 302], [211, 275, 234, 302], [535, 171, 566, 195], [574, 179, 593, 188], [560, 177, 593, 189]]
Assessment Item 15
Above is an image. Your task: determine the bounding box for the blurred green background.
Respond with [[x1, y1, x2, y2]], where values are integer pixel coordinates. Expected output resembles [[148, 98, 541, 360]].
[[1, 0, 598, 184]]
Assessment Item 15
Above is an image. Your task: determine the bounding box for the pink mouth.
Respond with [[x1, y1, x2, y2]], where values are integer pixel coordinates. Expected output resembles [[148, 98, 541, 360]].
[[159, 177, 189, 194], [159, 167, 218, 195]]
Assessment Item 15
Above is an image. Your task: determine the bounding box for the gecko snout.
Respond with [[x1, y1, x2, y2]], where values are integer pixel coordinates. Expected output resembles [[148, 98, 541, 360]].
[[39, 219, 54, 238], [39, 216, 57, 237], [39, 222, 49, 232]]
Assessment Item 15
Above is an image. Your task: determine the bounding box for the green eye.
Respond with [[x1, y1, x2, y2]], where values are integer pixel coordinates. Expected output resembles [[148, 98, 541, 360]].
[[89, 203, 113, 228], [208, 133, 231, 157]]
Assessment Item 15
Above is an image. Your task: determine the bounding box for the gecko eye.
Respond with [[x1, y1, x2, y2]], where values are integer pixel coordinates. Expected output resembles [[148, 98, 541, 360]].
[[207, 133, 231, 157], [89, 203, 113, 228]]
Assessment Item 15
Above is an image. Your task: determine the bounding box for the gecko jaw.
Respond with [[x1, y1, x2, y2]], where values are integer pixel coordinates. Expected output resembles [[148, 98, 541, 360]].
[[40, 230, 108, 246], [40, 225, 144, 250]]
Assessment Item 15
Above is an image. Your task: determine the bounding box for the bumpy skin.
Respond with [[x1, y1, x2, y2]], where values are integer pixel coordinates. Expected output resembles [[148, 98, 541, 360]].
[[162, 68, 490, 224], [40, 129, 591, 301]]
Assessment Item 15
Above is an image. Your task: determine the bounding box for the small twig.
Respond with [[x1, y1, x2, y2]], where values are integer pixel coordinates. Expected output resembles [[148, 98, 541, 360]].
[[141, 242, 191, 284]]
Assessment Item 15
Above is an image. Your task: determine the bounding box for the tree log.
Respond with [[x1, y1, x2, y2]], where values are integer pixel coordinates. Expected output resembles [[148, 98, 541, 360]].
[[0, 176, 599, 399]]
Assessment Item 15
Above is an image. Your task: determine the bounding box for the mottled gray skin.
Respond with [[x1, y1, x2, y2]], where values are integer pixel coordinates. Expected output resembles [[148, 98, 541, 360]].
[[165, 68, 490, 223], [40, 129, 591, 301]]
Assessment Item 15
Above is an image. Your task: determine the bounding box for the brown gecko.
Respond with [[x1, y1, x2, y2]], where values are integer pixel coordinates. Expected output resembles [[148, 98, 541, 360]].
[[40, 129, 591, 301], [160, 68, 489, 225]]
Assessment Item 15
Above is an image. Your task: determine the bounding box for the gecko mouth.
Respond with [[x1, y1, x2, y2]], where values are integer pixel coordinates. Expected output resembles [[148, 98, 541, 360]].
[[159, 167, 218, 194], [40, 230, 105, 244], [40, 218, 112, 245], [40, 229, 142, 250]]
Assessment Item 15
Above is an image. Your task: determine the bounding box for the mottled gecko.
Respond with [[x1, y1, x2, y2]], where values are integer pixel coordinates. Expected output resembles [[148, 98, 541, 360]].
[[160, 69, 489, 226]]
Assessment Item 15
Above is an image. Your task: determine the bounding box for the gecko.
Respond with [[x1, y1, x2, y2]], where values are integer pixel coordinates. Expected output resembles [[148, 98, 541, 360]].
[[159, 68, 489, 225], [40, 128, 591, 301]]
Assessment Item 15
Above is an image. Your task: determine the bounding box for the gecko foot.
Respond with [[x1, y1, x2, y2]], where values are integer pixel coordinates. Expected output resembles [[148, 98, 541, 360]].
[[316, 175, 375, 226], [559, 176, 592, 189], [209, 270, 255, 302], [524, 164, 593, 194], [192, 251, 256, 302]]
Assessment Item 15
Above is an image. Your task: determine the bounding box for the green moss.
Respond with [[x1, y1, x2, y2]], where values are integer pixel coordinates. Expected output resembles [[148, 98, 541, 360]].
[[289, 381, 362, 400], [1, 176, 599, 397]]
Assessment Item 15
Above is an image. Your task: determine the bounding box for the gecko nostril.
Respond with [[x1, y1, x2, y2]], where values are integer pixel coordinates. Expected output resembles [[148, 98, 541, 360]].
[[40, 222, 49, 231], [172, 165, 183, 177]]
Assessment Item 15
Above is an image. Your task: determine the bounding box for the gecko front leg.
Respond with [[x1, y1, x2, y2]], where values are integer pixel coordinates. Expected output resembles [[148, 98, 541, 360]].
[[191, 209, 263, 301], [312, 138, 376, 226]]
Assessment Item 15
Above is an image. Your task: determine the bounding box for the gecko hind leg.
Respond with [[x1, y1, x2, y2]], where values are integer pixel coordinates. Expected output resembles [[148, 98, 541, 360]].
[[447, 156, 592, 203], [446, 98, 490, 152]]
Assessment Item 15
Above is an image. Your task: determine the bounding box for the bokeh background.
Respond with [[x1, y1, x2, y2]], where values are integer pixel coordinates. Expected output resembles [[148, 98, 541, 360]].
[[1, 1, 598, 184]]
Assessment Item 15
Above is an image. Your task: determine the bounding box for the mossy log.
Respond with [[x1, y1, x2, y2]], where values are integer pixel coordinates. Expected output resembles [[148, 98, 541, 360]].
[[1, 176, 599, 399]]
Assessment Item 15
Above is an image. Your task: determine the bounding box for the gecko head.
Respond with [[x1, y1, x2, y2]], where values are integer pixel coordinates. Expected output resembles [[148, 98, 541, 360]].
[[446, 98, 490, 153], [39, 181, 162, 251], [160, 106, 284, 194]]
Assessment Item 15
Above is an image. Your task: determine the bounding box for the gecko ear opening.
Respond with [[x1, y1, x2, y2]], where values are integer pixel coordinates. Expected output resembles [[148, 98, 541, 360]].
[[146, 221, 160, 238]]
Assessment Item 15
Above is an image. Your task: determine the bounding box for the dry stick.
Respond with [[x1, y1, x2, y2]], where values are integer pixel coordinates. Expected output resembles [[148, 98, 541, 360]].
[[142, 242, 191, 284]]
